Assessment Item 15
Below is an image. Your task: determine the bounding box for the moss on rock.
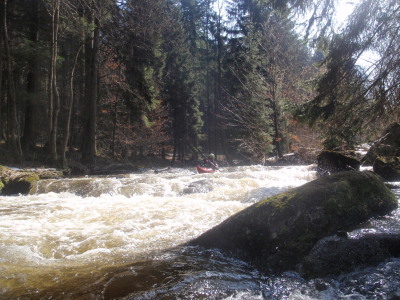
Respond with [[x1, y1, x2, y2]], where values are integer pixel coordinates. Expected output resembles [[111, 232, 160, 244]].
[[191, 171, 397, 273], [0, 165, 64, 195], [0, 165, 9, 193], [2, 173, 39, 195]]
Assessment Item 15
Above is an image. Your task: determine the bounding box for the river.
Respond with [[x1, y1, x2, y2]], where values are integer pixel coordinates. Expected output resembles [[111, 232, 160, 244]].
[[0, 165, 399, 299]]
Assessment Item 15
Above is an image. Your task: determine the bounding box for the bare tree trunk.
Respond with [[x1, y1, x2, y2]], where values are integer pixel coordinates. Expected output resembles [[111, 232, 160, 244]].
[[215, 5, 223, 156], [61, 44, 83, 168], [49, 0, 61, 165], [204, 0, 212, 153], [48, 4, 55, 142], [0, 29, 3, 141], [271, 83, 283, 158], [22, 0, 40, 153], [2, 0, 23, 162], [88, 20, 99, 162], [81, 16, 99, 166], [111, 93, 118, 158]]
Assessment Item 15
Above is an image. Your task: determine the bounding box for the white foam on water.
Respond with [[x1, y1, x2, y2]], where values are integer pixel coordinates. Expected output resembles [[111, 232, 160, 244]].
[[0, 165, 316, 297]]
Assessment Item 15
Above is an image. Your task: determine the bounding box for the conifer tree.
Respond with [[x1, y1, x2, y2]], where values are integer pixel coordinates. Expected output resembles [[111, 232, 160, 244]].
[[163, 2, 204, 162]]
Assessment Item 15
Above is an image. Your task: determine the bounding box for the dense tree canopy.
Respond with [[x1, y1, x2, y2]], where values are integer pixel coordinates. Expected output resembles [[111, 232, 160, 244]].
[[0, 0, 398, 167]]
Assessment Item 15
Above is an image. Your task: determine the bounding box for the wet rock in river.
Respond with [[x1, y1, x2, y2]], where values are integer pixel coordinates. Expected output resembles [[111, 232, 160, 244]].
[[183, 180, 214, 194], [299, 233, 400, 277], [316, 150, 360, 176], [373, 156, 400, 181], [190, 171, 397, 274], [0, 165, 63, 195], [363, 122, 400, 165], [2, 173, 39, 195]]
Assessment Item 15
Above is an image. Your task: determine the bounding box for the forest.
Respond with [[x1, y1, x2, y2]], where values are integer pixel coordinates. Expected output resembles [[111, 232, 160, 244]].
[[0, 0, 399, 169]]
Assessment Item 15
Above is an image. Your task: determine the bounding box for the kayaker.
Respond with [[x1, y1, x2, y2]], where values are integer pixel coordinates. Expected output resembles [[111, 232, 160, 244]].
[[202, 153, 218, 170]]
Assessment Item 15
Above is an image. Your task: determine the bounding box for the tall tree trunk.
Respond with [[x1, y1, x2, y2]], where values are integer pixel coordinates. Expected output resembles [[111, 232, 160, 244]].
[[48, 0, 61, 164], [0, 29, 3, 141], [48, 4, 55, 143], [204, 0, 212, 153], [81, 17, 99, 166], [111, 94, 118, 158], [61, 44, 83, 168], [2, 0, 23, 162], [22, 0, 40, 153], [215, 7, 223, 156], [271, 83, 283, 158]]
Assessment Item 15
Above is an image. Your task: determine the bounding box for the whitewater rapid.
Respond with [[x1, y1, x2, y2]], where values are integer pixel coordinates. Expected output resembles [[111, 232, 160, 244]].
[[0, 165, 315, 298], [2, 165, 399, 299]]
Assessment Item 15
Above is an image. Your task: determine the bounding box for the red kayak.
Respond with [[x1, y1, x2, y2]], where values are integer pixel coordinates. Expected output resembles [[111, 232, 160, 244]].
[[196, 165, 216, 173]]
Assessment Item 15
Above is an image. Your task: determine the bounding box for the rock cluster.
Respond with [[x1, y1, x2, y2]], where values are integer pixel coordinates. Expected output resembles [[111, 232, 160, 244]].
[[193, 121, 400, 275], [363, 122, 400, 164], [191, 171, 397, 275], [0, 166, 63, 195], [315, 122, 400, 181]]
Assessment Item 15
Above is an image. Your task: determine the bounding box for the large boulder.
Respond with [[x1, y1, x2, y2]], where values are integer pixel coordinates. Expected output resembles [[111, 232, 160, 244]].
[[317, 150, 360, 176], [190, 171, 397, 273], [373, 156, 400, 181], [363, 122, 400, 165]]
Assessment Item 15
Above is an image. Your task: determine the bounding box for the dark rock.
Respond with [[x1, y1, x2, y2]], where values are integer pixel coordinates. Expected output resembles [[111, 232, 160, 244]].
[[317, 150, 360, 176], [67, 160, 90, 176], [299, 233, 400, 277], [336, 230, 348, 238], [183, 180, 214, 194], [363, 122, 400, 165], [313, 279, 330, 291], [2, 173, 39, 195], [373, 156, 400, 181], [190, 171, 397, 273]]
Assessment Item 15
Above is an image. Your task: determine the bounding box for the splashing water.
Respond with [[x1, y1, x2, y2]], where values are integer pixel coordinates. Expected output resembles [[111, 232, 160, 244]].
[[0, 165, 399, 299]]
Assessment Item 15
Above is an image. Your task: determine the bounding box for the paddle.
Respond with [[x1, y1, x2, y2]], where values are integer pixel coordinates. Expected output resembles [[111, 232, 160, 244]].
[[192, 146, 219, 170], [193, 147, 220, 170], [205, 157, 219, 170]]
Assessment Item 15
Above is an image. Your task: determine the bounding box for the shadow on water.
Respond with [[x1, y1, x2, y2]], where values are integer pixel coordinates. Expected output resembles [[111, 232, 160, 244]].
[[31, 246, 262, 299], [99, 246, 263, 299], [88, 246, 400, 300]]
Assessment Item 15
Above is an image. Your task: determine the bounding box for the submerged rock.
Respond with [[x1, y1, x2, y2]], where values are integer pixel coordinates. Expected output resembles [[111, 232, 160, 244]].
[[183, 180, 214, 194], [300, 233, 400, 277], [317, 150, 360, 176], [190, 171, 397, 273]]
